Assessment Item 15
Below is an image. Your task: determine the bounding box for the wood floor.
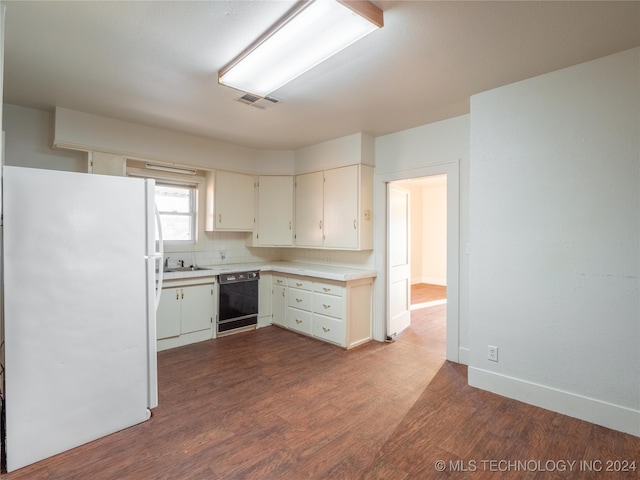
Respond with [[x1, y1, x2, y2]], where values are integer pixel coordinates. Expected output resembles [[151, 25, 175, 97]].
[[4, 284, 639, 479], [411, 283, 446, 304]]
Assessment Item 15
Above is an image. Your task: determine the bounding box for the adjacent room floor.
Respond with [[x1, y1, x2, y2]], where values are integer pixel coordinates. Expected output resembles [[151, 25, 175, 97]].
[[5, 285, 638, 479]]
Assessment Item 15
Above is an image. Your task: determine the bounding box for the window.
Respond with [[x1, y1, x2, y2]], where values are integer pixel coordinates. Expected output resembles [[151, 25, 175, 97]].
[[155, 183, 196, 242]]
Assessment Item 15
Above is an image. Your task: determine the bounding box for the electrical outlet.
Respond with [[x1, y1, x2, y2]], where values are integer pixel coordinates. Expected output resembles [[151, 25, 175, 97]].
[[487, 345, 498, 362]]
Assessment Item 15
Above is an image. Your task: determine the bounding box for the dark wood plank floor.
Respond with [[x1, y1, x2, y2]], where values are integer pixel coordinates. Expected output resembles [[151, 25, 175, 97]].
[[5, 289, 639, 479]]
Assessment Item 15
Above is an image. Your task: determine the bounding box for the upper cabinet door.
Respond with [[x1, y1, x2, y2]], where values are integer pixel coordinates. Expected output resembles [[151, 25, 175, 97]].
[[257, 176, 294, 246], [206, 171, 255, 232], [323, 165, 359, 249], [294, 171, 324, 247], [293, 165, 373, 251]]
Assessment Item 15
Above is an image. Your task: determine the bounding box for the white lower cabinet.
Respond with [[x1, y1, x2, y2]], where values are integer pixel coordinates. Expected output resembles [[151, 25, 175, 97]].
[[180, 284, 215, 334], [287, 279, 314, 335], [287, 307, 313, 335], [270, 273, 373, 349], [272, 275, 287, 327], [313, 314, 344, 345], [157, 279, 217, 351], [313, 291, 343, 318], [156, 287, 181, 339]]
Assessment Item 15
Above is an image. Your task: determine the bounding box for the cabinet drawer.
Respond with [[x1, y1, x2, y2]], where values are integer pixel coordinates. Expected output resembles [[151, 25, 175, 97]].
[[313, 314, 345, 346], [287, 307, 312, 335], [313, 281, 344, 296], [288, 288, 312, 311], [313, 292, 343, 319], [273, 275, 287, 287], [287, 277, 312, 290]]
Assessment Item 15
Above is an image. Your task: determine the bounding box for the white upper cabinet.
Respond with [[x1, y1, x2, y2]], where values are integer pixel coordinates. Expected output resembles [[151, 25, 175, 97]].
[[255, 176, 294, 246], [323, 165, 359, 249], [205, 170, 255, 232], [294, 171, 324, 247], [294, 165, 373, 251]]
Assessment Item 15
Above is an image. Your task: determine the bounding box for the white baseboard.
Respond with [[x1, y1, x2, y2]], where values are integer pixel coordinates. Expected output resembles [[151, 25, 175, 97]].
[[458, 347, 470, 365], [157, 329, 212, 352], [468, 367, 640, 437], [257, 316, 272, 328]]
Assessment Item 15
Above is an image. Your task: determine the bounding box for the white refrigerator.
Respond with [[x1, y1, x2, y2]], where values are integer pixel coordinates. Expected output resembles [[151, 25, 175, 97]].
[[1, 165, 162, 472]]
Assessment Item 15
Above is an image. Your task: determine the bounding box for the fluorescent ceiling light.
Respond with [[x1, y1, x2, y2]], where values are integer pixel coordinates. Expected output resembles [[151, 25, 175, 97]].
[[218, 0, 383, 97], [145, 163, 197, 175]]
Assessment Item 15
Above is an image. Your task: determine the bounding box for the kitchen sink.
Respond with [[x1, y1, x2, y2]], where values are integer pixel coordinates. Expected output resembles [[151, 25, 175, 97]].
[[163, 266, 210, 273]]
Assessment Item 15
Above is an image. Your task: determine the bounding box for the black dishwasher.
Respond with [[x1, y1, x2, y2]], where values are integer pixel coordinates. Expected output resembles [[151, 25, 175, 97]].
[[217, 270, 260, 335]]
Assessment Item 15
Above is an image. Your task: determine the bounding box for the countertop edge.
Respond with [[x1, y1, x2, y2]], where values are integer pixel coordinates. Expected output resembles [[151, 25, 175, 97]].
[[161, 262, 377, 282], [261, 264, 377, 282]]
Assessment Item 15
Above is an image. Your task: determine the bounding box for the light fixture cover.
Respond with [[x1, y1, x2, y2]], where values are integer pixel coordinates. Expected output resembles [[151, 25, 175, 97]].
[[219, 0, 383, 97]]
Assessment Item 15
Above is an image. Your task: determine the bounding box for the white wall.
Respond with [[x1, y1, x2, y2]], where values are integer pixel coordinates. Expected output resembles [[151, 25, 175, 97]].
[[468, 47, 639, 436], [3, 104, 85, 171], [294, 132, 374, 174], [422, 183, 447, 285], [255, 149, 295, 175], [54, 107, 261, 173], [373, 115, 470, 362], [393, 180, 447, 286], [408, 184, 423, 283]]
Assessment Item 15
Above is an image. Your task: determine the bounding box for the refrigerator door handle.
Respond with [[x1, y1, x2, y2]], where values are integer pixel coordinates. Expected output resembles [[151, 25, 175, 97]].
[[154, 205, 164, 311]]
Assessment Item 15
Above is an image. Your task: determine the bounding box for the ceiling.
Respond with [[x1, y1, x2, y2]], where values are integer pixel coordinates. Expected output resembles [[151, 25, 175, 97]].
[[3, 1, 639, 151]]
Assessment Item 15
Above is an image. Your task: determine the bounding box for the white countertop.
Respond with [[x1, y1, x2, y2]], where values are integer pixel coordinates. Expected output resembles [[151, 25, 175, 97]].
[[162, 261, 377, 282]]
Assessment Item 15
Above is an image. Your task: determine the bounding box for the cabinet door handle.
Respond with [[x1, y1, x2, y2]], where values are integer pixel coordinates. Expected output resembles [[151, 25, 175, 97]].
[[323, 304, 330, 309], [296, 298, 303, 303], [277, 279, 284, 284], [282, 290, 285, 297], [323, 287, 331, 292], [296, 282, 303, 287], [319, 220, 323, 229], [353, 219, 357, 229], [181, 289, 184, 299], [289, 221, 292, 230], [218, 214, 222, 224], [295, 319, 302, 324], [322, 327, 330, 333], [176, 289, 179, 300]]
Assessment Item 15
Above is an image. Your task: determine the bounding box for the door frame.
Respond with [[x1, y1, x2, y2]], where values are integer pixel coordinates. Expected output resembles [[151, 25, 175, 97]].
[[374, 161, 460, 362]]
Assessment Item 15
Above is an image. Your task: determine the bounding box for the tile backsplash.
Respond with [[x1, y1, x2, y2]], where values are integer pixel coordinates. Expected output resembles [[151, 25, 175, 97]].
[[164, 231, 278, 268], [164, 231, 375, 270]]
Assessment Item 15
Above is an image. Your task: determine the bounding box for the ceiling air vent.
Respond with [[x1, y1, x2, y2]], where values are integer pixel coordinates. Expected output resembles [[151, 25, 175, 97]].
[[235, 93, 281, 110]]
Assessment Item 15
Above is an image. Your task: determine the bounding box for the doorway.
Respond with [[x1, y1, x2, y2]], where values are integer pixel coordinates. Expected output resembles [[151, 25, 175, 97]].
[[374, 161, 459, 363], [389, 175, 447, 355]]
